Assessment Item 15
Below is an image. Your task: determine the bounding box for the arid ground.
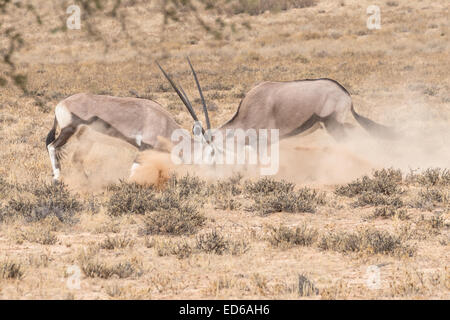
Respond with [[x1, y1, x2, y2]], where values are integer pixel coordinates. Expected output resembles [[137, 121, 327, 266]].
[[0, 0, 448, 299]]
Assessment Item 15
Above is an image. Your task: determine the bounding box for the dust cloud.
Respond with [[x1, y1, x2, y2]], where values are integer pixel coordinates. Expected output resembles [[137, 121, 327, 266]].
[[61, 103, 449, 191]]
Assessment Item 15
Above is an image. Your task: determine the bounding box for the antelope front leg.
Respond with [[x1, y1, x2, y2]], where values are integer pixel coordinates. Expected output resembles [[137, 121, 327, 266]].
[[47, 143, 61, 182]]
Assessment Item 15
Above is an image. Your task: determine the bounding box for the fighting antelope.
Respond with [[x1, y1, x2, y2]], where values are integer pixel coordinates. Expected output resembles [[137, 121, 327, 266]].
[[46, 93, 183, 181], [157, 58, 396, 161]]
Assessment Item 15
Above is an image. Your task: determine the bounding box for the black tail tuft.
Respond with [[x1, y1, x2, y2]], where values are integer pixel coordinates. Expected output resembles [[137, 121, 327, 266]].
[[46, 117, 57, 147], [351, 104, 399, 140]]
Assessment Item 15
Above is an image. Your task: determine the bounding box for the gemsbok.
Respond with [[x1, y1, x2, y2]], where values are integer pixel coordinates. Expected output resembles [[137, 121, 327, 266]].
[[45, 93, 183, 182], [157, 58, 397, 163]]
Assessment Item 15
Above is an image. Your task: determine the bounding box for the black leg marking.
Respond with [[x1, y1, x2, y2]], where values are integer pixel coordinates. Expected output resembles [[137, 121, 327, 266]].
[[46, 117, 57, 148], [53, 125, 78, 161], [60, 114, 156, 151], [139, 142, 153, 151], [283, 113, 348, 142], [83, 115, 148, 149], [283, 114, 321, 139]]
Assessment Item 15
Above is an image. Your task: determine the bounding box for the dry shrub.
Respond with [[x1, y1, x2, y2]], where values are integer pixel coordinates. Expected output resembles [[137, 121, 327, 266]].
[[212, 173, 244, 210], [245, 177, 294, 195], [196, 229, 230, 255], [142, 208, 205, 236], [386, 1, 399, 7], [204, 275, 238, 296], [302, 31, 322, 40], [99, 234, 134, 250], [250, 273, 269, 295], [0, 177, 15, 200], [154, 238, 193, 259], [26, 253, 50, 268], [196, 230, 249, 256], [228, 239, 250, 256], [150, 231, 248, 259], [245, 177, 325, 214], [335, 168, 403, 197], [416, 215, 446, 233], [211, 173, 244, 196], [298, 274, 319, 296], [428, 216, 445, 229], [166, 174, 207, 199], [15, 224, 58, 245], [336, 169, 405, 209], [267, 224, 318, 248], [110, 175, 206, 235], [105, 283, 125, 298], [387, 268, 447, 297], [249, 187, 325, 215], [106, 182, 156, 216], [0, 182, 82, 223], [107, 174, 205, 217], [406, 168, 450, 187], [353, 192, 404, 208], [318, 228, 415, 257], [413, 187, 448, 210], [77, 248, 139, 279], [226, 0, 317, 16], [369, 206, 409, 220], [214, 194, 242, 210], [320, 280, 350, 300], [81, 261, 136, 279], [0, 260, 24, 280]]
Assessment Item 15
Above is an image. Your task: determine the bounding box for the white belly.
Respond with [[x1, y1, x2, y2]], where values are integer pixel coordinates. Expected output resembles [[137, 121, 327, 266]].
[[55, 102, 73, 128]]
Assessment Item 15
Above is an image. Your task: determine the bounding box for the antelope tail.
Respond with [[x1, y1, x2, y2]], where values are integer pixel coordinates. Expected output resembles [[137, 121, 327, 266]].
[[350, 104, 399, 140], [46, 117, 57, 147]]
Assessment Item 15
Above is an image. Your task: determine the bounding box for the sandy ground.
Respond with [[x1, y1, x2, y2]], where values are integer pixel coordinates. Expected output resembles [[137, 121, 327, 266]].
[[0, 0, 448, 299]]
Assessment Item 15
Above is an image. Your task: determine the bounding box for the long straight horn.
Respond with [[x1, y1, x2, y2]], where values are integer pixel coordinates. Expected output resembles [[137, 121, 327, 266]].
[[187, 57, 211, 130], [155, 61, 199, 122]]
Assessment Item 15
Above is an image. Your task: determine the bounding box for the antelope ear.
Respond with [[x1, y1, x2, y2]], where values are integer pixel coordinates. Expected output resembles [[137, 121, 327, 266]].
[[155, 135, 174, 153]]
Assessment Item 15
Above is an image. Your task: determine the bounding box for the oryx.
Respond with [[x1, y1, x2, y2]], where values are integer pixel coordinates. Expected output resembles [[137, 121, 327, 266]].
[[157, 58, 397, 162], [45, 93, 182, 182]]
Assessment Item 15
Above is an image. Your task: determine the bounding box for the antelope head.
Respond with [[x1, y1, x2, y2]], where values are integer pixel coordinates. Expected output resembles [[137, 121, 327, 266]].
[[156, 58, 220, 165]]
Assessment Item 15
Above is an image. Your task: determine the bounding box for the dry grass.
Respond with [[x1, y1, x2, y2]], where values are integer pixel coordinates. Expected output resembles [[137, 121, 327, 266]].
[[0, 260, 25, 280], [0, 0, 448, 299], [318, 228, 415, 257], [246, 178, 326, 214], [267, 224, 318, 248], [1, 182, 82, 224]]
